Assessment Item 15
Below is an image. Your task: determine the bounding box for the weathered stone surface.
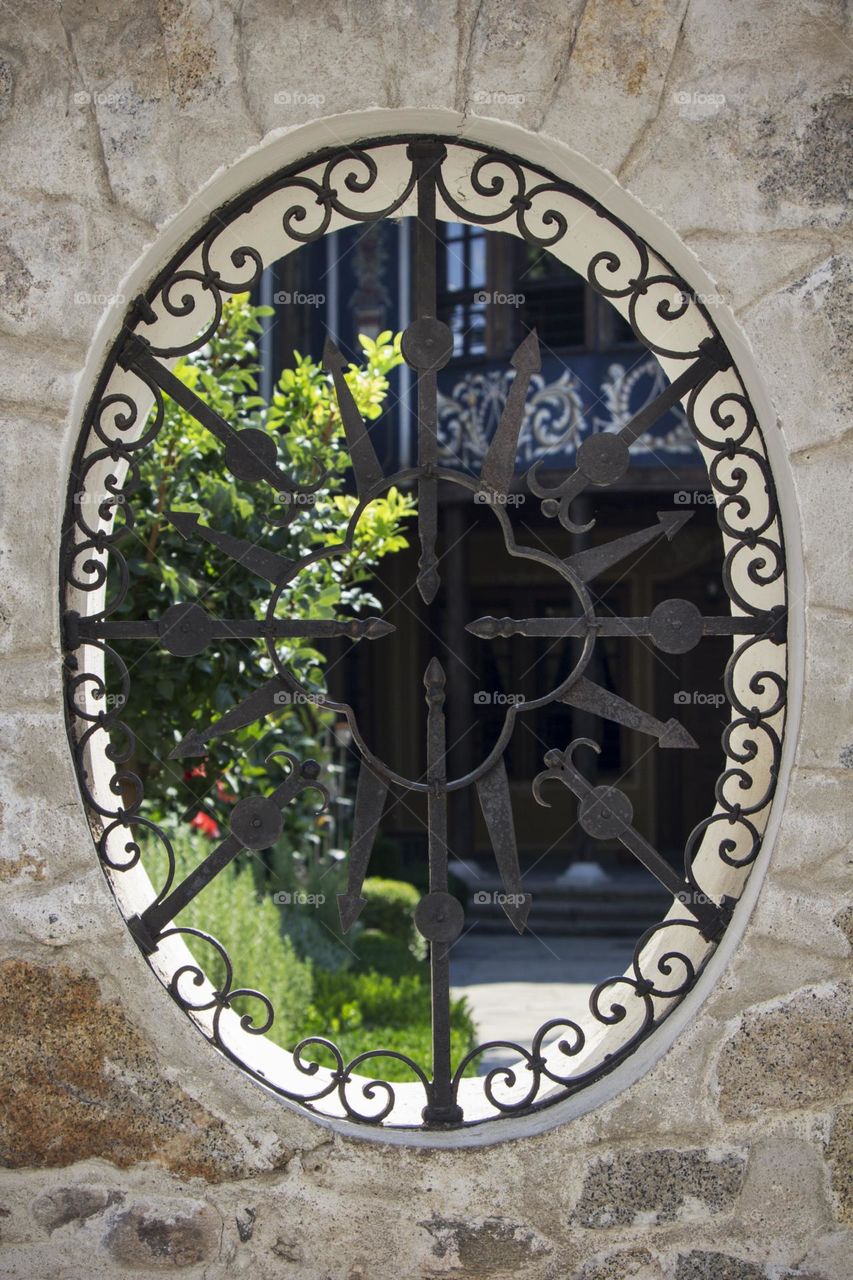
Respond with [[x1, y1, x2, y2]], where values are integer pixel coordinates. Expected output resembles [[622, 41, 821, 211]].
[[418, 1213, 553, 1275], [792, 1229, 853, 1280], [240, 0, 474, 132], [104, 1197, 221, 1268], [0, 712, 80, 812], [740, 253, 852, 454], [706, 934, 845, 1023], [0, 338, 80, 419], [825, 1107, 852, 1225], [716, 983, 853, 1120], [31, 1184, 123, 1233], [675, 1252, 767, 1280], [791, 436, 853, 614], [748, 879, 851, 963], [578, 1245, 664, 1280], [0, 850, 46, 884], [834, 905, 853, 950], [464, 0, 585, 130], [683, 230, 835, 317], [734, 1134, 833, 1249], [591, 1015, 721, 1143], [56, 0, 185, 228], [0, 960, 247, 1181], [542, 0, 689, 174], [770, 769, 853, 886], [0, 416, 66, 659], [0, 193, 143, 351], [570, 1147, 746, 1228], [623, 0, 852, 233], [0, 871, 117, 949], [798, 609, 853, 774], [0, 6, 111, 204]]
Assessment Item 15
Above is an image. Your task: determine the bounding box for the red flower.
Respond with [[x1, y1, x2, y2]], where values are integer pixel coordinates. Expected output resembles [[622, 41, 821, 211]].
[[190, 810, 220, 839]]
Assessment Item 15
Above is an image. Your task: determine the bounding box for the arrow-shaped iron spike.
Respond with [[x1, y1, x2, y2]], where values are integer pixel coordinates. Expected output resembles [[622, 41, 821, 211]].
[[170, 674, 298, 759], [323, 338, 386, 500], [475, 758, 532, 933], [527, 337, 731, 533], [564, 509, 694, 584], [559, 676, 698, 749], [337, 763, 389, 933], [478, 330, 541, 498], [119, 331, 318, 498], [130, 757, 327, 951], [165, 509, 297, 585], [129, 829, 243, 952], [532, 739, 726, 939], [81, 611, 395, 647], [466, 606, 784, 648]]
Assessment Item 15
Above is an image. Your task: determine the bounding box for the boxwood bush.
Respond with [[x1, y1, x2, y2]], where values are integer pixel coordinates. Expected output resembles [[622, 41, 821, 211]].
[[141, 831, 476, 1083]]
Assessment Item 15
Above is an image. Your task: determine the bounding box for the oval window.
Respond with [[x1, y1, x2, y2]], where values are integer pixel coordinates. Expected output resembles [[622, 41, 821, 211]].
[[63, 136, 787, 1133]]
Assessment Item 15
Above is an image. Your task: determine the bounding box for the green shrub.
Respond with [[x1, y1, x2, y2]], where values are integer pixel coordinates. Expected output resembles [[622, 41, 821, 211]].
[[361, 877, 425, 958], [144, 831, 314, 1048], [301, 969, 476, 1083], [353, 929, 422, 976], [279, 909, 352, 974], [141, 831, 479, 1081]]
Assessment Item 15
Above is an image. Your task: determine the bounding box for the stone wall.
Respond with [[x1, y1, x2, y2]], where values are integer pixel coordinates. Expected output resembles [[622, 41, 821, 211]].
[[0, 1, 850, 1276]]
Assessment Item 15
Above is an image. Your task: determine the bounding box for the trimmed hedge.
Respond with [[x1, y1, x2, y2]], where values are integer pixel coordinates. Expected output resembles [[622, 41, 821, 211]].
[[361, 876, 426, 959]]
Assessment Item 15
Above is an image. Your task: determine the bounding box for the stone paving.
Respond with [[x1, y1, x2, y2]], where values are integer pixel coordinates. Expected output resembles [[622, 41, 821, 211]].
[[450, 931, 634, 1069]]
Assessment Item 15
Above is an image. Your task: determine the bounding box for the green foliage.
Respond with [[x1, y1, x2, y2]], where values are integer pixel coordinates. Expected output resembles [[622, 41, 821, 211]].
[[113, 296, 413, 839], [361, 876, 425, 959], [117, 297, 479, 1081], [352, 928, 422, 977], [141, 827, 478, 1080], [144, 828, 314, 1048], [302, 969, 476, 1083]]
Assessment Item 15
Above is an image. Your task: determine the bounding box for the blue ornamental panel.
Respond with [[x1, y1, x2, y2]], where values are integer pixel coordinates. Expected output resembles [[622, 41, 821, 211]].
[[436, 352, 695, 477]]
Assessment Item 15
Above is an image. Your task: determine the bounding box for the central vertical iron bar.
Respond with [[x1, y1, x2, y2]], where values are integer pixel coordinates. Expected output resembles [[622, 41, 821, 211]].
[[409, 141, 444, 604], [422, 657, 463, 1124]]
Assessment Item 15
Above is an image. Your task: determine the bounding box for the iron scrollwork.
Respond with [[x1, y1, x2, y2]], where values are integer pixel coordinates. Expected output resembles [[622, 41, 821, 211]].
[[62, 135, 787, 1130]]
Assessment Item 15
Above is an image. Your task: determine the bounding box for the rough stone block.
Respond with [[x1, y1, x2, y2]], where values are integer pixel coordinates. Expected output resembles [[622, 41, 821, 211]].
[[734, 1133, 833, 1251], [0, 193, 146, 352], [464, 0, 585, 130], [824, 1107, 852, 1225], [748, 880, 851, 962], [623, 2, 852, 234], [715, 982, 853, 1120], [674, 1252, 768, 1280], [739, 254, 852, 454], [104, 1197, 221, 1268], [418, 1213, 554, 1276], [790, 436, 853, 614], [31, 1184, 124, 1233], [0, 6, 110, 204], [0, 959, 248, 1180], [570, 1146, 746, 1228], [771, 768, 853, 885], [798, 608, 853, 772], [0, 336, 80, 420], [578, 1245, 665, 1280], [541, 0, 689, 174], [683, 230, 835, 318]]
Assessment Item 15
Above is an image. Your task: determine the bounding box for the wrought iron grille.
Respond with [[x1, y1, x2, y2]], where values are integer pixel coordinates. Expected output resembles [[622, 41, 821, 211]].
[[62, 136, 787, 1132]]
